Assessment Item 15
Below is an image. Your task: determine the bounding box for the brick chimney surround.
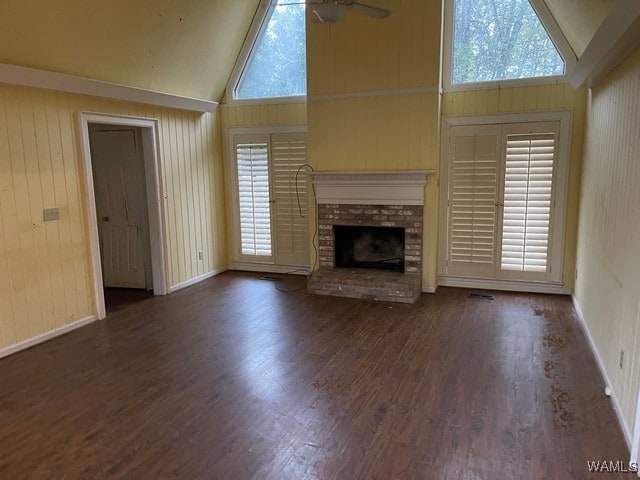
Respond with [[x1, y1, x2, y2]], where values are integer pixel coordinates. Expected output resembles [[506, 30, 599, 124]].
[[308, 170, 434, 303]]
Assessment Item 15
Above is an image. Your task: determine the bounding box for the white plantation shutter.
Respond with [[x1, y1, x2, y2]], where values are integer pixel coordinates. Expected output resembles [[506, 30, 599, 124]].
[[236, 142, 272, 257], [271, 132, 309, 267], [446, 125, 499, 277], [231, 129, 309, 268], [441, 119, 565, 287], [500, 132, 555, 273]]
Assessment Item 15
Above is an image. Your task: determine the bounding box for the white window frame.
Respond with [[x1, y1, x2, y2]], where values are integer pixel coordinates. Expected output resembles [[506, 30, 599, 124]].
[[438, 110, 572, 294], [227, 125, 309, 274], [441, 0, 577, 92], [225, 0, 307, 106]]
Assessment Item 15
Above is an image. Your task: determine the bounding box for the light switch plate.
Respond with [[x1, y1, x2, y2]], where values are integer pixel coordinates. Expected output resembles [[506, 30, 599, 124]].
[[43, 207, 60, 222]]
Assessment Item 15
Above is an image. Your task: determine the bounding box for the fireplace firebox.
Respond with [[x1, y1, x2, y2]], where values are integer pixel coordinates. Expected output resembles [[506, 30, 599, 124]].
[[334, 225, 405, 272]]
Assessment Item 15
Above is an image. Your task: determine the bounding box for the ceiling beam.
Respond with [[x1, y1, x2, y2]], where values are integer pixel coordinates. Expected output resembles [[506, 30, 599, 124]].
[[569, 0, 640, 89], [0, 63, 218, 113]]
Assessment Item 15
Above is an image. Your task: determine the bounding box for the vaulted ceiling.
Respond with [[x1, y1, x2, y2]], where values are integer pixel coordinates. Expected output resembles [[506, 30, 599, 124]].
[[0, 0, 637, 101], [0, 0, 260, 101], [543, 0, 612, 56]]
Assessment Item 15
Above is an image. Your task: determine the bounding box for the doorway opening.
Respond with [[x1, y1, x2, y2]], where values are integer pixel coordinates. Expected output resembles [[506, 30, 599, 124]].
[[79, 113, 168, 319]]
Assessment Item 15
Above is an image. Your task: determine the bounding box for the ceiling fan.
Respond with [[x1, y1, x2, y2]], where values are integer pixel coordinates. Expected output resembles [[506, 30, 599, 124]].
[[278, 1, 391, 24]]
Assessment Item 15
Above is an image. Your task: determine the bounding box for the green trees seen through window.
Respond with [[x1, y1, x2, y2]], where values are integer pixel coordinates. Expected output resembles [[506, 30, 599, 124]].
[[452, 0, 565, 84], [235, 1, 306, 100]]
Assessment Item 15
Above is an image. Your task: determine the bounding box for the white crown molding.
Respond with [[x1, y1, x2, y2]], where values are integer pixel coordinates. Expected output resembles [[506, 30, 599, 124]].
[[0, 63, 218, 113], [311, 170, 435, 205], [308, 86, 438, 102]]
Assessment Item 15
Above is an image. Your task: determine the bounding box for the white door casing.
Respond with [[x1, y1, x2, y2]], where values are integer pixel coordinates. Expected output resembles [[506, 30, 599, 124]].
[[79, 112, 169, 319]]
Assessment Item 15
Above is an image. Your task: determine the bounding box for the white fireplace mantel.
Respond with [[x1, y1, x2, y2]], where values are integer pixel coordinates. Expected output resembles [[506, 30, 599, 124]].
[[310, 170, 435, 206]]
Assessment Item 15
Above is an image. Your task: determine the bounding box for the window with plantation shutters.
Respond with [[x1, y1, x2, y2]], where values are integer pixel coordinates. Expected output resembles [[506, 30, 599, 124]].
[[230, 128, 309, 269], [271, 132, 309, 266], [236, 142, 272, 257], [446, 125, 499, 278], [500, 132, 555, 273], [440, 118, 567, 290]]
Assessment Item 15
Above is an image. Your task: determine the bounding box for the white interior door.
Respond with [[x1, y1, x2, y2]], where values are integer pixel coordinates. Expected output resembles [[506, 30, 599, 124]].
[[90, 126, 150, 289]]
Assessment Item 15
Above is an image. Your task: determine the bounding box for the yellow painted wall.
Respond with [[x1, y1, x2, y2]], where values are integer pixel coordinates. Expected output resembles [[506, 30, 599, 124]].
[[0, 0, 259, 100], [442, 84, 587, 290], [0, 84, 227, 351], [574, 45, 640, 436], [306, 0, 442, 289], [220, 103, 307, 128]]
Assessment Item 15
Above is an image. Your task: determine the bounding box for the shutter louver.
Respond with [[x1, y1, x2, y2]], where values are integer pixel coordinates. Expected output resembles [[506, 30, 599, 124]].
[[236, 142, 272, 257], [500, 133, 555, 272], [271, 133, 309, 267], [447, 126, 499, 277]]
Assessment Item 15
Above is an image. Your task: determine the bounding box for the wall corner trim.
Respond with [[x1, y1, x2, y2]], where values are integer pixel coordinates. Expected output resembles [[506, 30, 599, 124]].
[[571, 295, 632, 449], [0, 63, 218, 113], [0, 315, 99, 360]]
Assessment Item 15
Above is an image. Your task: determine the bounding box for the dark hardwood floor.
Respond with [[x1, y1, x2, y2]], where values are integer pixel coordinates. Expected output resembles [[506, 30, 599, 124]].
[[103, 287, 155, 315], [0, 272, 630, 479]]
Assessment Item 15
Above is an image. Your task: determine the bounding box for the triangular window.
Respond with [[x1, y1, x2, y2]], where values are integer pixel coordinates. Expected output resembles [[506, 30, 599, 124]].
[[234, 0, 306, 100], [451, 0, 565, 85]]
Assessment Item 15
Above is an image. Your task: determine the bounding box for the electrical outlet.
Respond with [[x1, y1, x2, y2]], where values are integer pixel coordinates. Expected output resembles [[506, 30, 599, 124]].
[[198, 251, 203, 261], [43, 207, 60, 222], [619, 349, 624, 369]]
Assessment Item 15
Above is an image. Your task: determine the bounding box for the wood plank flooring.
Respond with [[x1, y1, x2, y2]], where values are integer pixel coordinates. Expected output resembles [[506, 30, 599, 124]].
[[0, 272, 630, 479]]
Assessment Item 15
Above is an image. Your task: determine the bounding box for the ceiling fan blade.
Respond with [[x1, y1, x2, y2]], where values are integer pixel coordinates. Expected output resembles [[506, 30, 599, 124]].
[[312, 4, 346, 23], [346, 2, 390, 19]]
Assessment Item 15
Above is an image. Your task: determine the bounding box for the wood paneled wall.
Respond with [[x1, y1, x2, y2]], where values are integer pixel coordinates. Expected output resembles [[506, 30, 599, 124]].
[[575, 45, 640, 439], [441, 83, 585, 116], [220, 102, 306, 128], [442, 84, 587, 290], [306, 0, 442, 289], [0, 84, 227, 351]]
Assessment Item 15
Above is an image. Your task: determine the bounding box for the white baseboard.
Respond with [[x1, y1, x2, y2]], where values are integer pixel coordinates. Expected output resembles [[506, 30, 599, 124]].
[[572, 295, 632, 449], [0, 314, 99, 359], [438, 276, 569, 295], [422, 286, 437, 293], [169, 268, 227, 293], [229, 263, 311, 275]]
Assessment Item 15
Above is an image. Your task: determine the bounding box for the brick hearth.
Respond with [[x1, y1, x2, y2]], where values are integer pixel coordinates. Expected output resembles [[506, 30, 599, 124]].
[[307, 267, 422, 303], [308, 203, 423, 303]]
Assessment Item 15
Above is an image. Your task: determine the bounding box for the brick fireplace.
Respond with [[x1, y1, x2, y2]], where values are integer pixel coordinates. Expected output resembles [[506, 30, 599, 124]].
[[307, 171, 433, 303]]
